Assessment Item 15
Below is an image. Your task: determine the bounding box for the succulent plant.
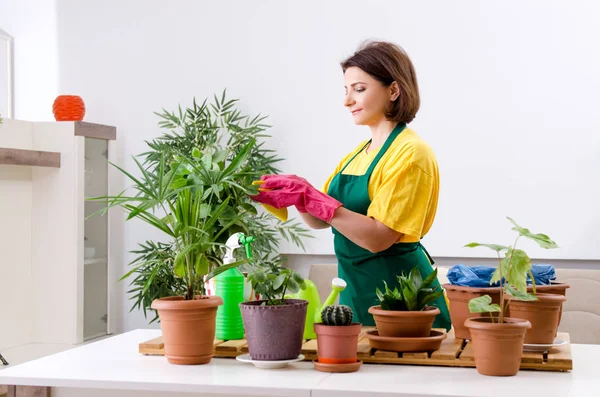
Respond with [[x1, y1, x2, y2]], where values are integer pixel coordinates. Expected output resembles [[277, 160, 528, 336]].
[[320, 304, 353, 326]]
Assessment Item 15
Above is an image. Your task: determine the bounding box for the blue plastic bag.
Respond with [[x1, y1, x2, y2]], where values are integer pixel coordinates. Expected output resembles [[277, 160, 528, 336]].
[[447, 264, 556, 287]]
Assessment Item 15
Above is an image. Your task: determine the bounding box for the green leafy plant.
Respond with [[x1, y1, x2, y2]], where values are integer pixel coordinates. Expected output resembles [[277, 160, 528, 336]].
[[375, 266, 444, 311], [95, 92, 312, 322], [245, 256, 306, 306], [466, 217, 559, 323], [91, 136, 261, 308], [141, 90, 310, 258]]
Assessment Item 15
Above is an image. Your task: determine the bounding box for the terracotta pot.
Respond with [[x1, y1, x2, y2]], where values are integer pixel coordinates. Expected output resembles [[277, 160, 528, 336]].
[[526, 282, 570, 327], [368, 305, 440, 337], [240, 299, 307, 360], [52, 95, 85, 121], [151, 295, 223, 365], [465, 317, 531, 376], [508, 293, 567, 344], [443, 284, 504, 340], [314, 323, 361, 365]]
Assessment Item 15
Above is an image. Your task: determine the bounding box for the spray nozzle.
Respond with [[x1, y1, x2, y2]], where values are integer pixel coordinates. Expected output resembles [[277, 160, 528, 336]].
[[224, 232, 255, 263], [238, 234, 255, 259]]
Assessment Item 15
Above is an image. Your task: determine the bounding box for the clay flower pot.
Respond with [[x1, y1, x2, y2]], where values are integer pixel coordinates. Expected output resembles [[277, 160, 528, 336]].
[[508, 293, 567, 344], [314, 323, 361, 364], [151, 295, 223, 365], [368, 305, 440, 337], [443, 284, 504, 340], [526, 282, 570, 327], [465, 317, 531, 376], [52, 95, 86, 121], [240, 299, 307, 360]]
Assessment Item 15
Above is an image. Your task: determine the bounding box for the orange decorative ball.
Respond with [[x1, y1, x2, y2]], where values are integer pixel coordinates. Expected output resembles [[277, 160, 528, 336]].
[[52, 95, 86, 121]]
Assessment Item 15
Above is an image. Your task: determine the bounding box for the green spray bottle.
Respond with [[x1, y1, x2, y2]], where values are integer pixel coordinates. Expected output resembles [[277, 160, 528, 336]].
[[215, 232, 255, 340]]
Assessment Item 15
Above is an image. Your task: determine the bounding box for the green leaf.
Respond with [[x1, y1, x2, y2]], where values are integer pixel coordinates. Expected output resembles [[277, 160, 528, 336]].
[[205, 259, 247, 281], [213, 149, 229, 163], [505, 284, 538, 301], [468, 295, 501, 313], [402, 284, 418, 311], [506, 248, 531, 292], [174, 258, 186, 278], [286, 278, 300, 293], [507, 217, 559, 249], [465, 242, 509, 252], [273, 274, 287, 290], [192, 147, 201, 159], [195, 255, 209, 276], [421, 268, 438, 289], [410, 267, 423, 291]]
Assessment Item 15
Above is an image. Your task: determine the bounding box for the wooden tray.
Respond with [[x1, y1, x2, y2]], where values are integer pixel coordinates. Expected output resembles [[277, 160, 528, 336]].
[[139, 327, 572, 372]]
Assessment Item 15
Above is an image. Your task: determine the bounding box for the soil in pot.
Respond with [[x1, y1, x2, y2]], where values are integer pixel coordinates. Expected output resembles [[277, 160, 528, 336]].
[[443, 284, 504, 340], [368, 305, 439, 337], [508, 293, 567, 344], [240, 299, 307, 361], [151, 295, 223, 365], [465, 317, 531, 376]]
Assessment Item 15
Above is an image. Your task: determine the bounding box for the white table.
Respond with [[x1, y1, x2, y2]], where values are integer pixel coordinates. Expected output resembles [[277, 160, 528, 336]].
[[0, 329, 598, 397]]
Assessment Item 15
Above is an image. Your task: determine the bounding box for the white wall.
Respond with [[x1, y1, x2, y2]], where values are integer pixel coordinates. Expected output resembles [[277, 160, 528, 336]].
[[3, 0, 599, 334], [0, 0, 59, 121]]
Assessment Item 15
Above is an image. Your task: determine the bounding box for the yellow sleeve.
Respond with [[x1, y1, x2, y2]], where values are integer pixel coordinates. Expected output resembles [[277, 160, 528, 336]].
[[321, 142, 368, 193], [367, 162, 436, 238]]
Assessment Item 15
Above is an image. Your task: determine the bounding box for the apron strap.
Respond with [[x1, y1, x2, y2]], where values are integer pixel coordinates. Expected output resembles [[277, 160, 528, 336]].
[[364, 123, 406, 177], [419, 240, 435, 266], [339, 141, 370, 174]]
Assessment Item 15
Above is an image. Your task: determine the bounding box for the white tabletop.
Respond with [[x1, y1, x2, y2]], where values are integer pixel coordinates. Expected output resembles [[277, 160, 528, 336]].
[[0, 329, 598, 397]]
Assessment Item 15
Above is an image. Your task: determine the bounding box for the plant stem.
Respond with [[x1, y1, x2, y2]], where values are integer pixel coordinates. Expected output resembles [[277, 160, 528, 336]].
[[280, 274, 290, 304]]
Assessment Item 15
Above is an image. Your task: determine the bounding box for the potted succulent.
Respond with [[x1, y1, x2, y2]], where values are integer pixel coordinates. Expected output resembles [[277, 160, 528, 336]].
[[241, 259, 308, 361], [368, 266, 444, 337], [464, 217, 564, 376], [313, 304, 362, 373], [90, 137, 261, 365]]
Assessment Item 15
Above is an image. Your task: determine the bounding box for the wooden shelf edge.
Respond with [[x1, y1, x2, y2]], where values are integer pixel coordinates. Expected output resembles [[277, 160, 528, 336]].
[[74, 121, 116, 140], [0, 147, 60, 168]]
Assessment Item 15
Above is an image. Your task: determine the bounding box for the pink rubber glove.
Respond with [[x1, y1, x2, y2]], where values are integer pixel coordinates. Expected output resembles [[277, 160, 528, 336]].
[[251, 175, 342, 223], [260, 174, 311, 212]]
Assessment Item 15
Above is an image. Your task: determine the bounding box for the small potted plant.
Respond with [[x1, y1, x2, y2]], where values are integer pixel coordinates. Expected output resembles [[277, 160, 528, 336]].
[[368, 266, 444, 337], [313, 305, 362, 373], [464, 217, 564, 376], [241, 259, 308, 361]]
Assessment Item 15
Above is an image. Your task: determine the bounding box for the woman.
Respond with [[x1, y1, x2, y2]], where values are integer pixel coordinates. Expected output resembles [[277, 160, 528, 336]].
[[251, 41, 451, 329]]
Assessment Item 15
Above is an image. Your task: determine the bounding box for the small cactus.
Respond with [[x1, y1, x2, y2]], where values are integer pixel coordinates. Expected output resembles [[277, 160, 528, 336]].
[[321, 304, 353, 326]]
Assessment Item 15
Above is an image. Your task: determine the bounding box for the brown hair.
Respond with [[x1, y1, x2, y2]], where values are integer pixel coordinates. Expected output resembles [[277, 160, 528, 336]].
[[341, 41, 420, 123]]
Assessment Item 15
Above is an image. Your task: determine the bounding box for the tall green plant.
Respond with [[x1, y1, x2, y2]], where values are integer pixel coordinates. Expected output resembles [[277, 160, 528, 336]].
[[91, 139, 261, 304], [93, 92, 312, 321], [466, 217, 559, 323], [141, 91, 311, 260]]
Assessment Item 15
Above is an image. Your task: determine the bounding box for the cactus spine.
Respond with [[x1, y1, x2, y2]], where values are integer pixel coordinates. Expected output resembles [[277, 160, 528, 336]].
[[320, 304, 353, 326]]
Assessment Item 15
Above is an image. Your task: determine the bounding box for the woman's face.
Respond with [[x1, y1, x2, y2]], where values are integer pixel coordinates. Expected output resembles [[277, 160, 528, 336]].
[[343, 66, 397, 126]]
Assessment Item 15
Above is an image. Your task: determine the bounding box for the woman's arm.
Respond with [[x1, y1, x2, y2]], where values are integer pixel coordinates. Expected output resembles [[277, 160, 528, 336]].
[[299, 211, 330, 229], [329, 207, 402, 253]]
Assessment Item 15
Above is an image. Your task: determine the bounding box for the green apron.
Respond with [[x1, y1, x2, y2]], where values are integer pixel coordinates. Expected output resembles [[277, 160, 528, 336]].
[[328, 123, 451, 329]]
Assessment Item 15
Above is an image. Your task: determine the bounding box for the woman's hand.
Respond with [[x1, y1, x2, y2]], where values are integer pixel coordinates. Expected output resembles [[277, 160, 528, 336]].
[[250, 174, 342, 223]]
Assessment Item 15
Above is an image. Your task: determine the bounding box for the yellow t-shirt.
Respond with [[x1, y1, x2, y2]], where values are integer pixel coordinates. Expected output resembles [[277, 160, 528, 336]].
[[322, 127, 439, 243]]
